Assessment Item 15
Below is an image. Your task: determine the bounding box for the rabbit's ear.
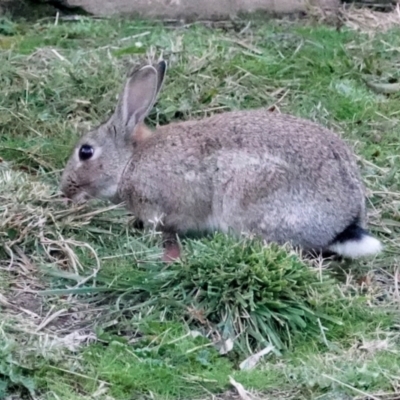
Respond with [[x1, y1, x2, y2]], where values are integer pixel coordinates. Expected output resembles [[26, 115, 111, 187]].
[[117, 61, 166, 136], [155, 60, 167, 95]]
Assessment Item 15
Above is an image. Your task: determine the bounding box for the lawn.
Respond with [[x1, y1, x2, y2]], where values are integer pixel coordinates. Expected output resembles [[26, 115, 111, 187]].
[[1, 7, 400, 400]]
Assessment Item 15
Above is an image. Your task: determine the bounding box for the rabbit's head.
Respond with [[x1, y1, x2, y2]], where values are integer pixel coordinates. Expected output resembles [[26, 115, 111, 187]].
[[60, 61, 166, 204]]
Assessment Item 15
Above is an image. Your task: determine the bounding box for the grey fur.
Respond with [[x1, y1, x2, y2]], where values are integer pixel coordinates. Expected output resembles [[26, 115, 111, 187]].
[[60, 60, 381, 257]]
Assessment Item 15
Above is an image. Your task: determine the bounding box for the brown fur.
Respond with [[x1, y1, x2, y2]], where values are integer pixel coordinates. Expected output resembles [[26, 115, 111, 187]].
[[133, 123, 154, 143]]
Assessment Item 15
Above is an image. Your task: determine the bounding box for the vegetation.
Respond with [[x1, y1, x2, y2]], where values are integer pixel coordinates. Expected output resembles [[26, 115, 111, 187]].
[[0, 8, 399, 399]]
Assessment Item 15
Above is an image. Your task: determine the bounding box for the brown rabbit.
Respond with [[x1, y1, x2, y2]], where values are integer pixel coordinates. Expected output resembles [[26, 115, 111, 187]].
[[60, 60, 382, 261]]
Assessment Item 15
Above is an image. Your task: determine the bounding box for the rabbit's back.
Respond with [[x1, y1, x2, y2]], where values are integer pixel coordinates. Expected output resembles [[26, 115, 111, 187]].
[[120, 109, 365, 250], [150, 109, 360, 180]]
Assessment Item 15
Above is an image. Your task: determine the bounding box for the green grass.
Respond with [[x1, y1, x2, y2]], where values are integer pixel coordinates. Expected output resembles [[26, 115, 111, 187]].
[[1, 10, 400, 400]]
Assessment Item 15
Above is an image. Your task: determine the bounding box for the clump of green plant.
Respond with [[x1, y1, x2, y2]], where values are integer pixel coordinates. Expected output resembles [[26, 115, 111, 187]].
[[91, 233, 338, 353], [158, 235, 338, 351], [0, 333, 36, 398], [0, 17, 16, 36]]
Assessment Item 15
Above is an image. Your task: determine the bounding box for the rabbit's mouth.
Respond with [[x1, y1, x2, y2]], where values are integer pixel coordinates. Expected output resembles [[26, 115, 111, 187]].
[[68, 191, 91, 205], [60, 174, 92, 201]]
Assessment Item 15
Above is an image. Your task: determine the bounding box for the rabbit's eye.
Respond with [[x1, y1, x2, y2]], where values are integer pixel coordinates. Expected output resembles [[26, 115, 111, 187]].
[[79, 145, 94, 161]]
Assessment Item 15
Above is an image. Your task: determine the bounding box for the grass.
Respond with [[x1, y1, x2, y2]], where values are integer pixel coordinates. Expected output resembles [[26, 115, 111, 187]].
[[1, 7, 400, 400]]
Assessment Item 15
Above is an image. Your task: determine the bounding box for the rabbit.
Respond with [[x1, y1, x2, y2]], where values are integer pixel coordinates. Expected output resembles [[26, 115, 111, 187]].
[[60, 60, 382, 262]]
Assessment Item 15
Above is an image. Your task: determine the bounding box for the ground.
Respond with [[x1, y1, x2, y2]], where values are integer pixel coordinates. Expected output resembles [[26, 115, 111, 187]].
[[1, 6, 400, 400]]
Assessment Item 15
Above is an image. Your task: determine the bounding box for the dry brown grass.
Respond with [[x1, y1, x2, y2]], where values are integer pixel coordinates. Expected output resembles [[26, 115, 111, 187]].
[[342, 3, 400, 33]]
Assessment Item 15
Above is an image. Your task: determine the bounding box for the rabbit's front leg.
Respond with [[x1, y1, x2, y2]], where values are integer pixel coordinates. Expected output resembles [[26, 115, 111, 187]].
[[161, 231, 181, 264]]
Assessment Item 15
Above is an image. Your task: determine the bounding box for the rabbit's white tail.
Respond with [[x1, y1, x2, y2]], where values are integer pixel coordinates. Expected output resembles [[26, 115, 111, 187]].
[[328, 223, 382, 259]]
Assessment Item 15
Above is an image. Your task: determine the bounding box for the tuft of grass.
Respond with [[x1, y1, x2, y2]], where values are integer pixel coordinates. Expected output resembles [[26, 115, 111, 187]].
[[88, 235, 339, 352]]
